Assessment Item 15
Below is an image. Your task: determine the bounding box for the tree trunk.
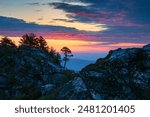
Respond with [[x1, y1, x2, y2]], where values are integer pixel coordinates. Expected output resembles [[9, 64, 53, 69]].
[[64, 60, 67, 68]]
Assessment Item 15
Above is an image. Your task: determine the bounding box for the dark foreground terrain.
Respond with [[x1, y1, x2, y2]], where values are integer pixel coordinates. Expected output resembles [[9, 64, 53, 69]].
[[0, 43, 150, 100]]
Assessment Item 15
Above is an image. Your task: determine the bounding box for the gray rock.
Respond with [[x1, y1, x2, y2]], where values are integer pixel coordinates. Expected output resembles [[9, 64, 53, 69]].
[[88, 71, 104, 78], [41, 84, 55, 95], [91, 91, 102, 100], [56, 77, 92, 99]]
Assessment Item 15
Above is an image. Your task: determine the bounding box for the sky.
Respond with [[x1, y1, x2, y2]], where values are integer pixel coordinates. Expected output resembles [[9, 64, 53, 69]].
[[0, 0, 150, 60]]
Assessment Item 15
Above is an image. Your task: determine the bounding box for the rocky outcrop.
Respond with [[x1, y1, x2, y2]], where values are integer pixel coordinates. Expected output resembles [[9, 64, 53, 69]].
[[0, 46, 63, 99], [81, 44, 150, 99], [56, 77, 103, 100]]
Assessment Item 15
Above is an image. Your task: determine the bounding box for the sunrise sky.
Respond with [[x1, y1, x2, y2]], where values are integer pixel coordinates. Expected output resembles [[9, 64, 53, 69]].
[[0, 0, 150, 59]]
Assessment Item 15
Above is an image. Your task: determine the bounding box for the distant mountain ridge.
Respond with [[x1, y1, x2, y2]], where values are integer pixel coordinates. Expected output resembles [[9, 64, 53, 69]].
[[65, 58, 95, 71]]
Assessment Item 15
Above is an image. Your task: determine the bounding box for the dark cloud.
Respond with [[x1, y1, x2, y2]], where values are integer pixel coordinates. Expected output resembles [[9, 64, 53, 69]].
[[49, 2, 90, 13], [50, 0, 150, 26], [0, 16, 77, 37], [27, 2, 40, 6]]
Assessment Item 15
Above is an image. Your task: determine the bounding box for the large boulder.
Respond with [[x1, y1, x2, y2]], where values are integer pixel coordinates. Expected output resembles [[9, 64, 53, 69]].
[[56, 77, 92, 99]]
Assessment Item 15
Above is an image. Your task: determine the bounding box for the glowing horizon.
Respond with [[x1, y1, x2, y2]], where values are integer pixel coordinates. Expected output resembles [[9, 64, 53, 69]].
[[0, 35, 145, 53]]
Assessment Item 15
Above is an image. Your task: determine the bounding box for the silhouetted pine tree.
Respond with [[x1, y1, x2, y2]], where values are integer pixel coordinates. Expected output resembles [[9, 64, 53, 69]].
[[61, 47, 73, 68]]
